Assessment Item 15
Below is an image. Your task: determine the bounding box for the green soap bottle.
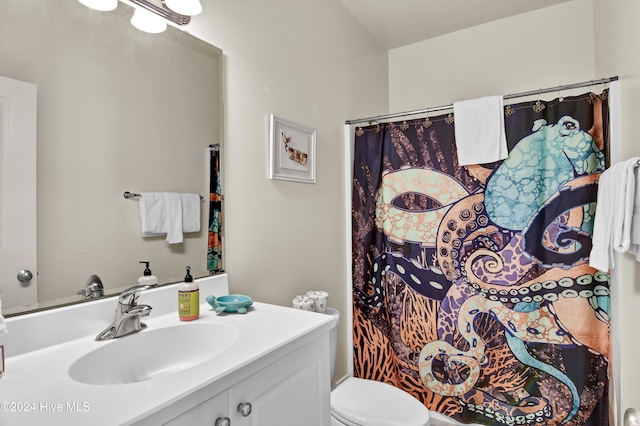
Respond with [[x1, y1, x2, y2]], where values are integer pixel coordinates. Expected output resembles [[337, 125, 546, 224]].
[[178, 266, 199, 321]]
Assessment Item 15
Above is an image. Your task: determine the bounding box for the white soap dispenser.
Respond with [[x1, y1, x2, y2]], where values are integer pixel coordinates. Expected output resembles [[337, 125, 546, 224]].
[[137, 261, 158, 286]]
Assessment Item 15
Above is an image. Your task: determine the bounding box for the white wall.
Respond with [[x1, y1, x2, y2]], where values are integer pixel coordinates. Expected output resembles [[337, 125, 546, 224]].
[[593, 0, 640, 418], [389, 0, 640, 420], [389, 0, 596, 110], [186, 0, 389, 383]]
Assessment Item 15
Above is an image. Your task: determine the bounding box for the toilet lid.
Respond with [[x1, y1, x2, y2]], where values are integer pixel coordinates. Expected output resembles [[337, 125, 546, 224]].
[[331, 377, 430, 426]]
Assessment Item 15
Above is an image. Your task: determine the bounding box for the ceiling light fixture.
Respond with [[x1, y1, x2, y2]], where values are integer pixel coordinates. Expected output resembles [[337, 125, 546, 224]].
[[128, 0, 197, 26], [77, 0, 118, 12], [164, 0, 202, 16], [77, 0, 203, 32], [130, 7, 167, 33]]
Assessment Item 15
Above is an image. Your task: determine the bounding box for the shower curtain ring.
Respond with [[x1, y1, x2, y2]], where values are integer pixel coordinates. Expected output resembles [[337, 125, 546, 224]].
[[532, 89, 545, 113]]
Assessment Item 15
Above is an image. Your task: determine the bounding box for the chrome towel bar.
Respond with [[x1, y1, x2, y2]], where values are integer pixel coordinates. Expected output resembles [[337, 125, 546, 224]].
[[123, 191, 203, 200]]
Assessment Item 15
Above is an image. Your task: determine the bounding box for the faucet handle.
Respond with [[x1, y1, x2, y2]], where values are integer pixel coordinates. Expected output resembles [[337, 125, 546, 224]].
[[118, 283, 157, 306]]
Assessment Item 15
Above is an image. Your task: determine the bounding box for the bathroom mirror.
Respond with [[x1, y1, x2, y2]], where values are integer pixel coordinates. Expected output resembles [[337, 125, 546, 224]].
[[0, 0, 222, 315]]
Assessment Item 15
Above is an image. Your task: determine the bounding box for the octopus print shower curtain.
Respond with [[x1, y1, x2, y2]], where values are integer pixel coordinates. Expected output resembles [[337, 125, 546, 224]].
[[208, 146, 223, 273], [351, 91, 611, 426]]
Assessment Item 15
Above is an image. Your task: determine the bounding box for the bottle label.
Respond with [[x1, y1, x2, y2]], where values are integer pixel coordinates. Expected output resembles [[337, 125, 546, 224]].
[[178, 289, 200, 320]]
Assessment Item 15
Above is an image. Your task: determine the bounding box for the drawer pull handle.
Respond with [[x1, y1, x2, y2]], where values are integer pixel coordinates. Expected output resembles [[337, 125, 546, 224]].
[[237, 402, 252, 417], [215, 417, 230, 426]]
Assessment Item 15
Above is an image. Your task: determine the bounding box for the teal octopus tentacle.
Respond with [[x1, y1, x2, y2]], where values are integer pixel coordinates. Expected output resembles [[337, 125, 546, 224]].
[[507, 302, 580, 423]]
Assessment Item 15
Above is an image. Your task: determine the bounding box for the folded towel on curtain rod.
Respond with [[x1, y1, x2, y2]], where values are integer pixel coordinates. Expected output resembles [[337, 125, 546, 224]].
[[139, 192, 201, 244], [589, 157, 640, 271], [453, 95, 508, 166]]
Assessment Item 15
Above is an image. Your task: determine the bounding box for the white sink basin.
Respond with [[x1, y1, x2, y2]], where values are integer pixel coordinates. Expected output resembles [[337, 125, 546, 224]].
[[68, 322, 239, 385]]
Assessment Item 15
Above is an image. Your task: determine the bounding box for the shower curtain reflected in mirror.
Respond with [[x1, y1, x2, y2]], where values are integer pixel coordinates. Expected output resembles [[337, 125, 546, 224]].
[[208, 146, 223, 273], [351, 90, 611, 425]]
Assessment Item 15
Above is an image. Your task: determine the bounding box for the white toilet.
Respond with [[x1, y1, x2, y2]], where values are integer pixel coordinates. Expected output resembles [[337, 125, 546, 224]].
[[327, 308, 431, 426]]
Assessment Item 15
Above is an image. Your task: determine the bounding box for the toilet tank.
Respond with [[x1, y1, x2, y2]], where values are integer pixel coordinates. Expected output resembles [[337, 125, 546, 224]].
[[326, 308, 340, 383]]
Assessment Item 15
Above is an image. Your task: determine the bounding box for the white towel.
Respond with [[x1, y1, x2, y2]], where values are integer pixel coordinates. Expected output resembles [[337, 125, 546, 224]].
[[632, 165, 640, 251], [589, 157, 640, 271], [181, 193, 201, 234], [139, 192, 168, 238], [0, 300, 7, 337], [453, 96, 508, 166], [164, 193, 183, 244], [139, 192, 201, 244]]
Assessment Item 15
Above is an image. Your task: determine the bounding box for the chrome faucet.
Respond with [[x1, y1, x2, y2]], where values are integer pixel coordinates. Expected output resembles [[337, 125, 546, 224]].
[[95, 283, 156, 341], [78, 274, 105, 299]]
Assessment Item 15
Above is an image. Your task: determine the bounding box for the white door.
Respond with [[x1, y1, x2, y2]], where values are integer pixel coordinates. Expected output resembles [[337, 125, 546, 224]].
[[0, 75, 37, 312]]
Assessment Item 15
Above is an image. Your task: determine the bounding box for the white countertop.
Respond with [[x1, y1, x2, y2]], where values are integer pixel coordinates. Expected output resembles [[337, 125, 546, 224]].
[[0, 276, 333, 426]]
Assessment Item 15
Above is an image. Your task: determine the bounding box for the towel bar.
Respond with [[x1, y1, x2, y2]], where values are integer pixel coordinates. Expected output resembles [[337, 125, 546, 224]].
[[124, 191, 204, 200]]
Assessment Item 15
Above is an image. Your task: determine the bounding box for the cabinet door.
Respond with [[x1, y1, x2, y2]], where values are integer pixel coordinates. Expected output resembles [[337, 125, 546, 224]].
[[229, 335, 331, 426], [163, 391, 228, 426]]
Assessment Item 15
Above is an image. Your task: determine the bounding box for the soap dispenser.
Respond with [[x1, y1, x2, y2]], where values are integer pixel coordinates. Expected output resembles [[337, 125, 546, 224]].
[[178, 266, 199, 321], [137, 261, 158, 286]]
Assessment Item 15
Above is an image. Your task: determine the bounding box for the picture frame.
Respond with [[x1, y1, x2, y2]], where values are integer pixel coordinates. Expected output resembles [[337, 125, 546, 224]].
[[269, 114, 316, 184]]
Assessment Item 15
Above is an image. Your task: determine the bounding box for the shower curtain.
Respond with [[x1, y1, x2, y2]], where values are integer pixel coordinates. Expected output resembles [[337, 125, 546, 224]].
[[351, 90, 611, 425], [208, 146, 223, 273]]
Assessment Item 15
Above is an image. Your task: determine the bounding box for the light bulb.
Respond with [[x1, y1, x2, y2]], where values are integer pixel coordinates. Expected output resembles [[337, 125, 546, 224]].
[[164, 0, 203, 16], [130, 8, 167, 33], [77, 0, 118, 12]]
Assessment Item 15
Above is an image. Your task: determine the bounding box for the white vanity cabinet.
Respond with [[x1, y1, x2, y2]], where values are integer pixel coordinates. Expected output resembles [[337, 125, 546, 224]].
[[160, 333, 331, 426], [163, 392, 228, 425], [2, 276, 334, 426]]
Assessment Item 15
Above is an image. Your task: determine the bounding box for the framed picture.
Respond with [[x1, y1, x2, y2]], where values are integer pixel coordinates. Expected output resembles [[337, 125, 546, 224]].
[[269, 114, 316, 184]]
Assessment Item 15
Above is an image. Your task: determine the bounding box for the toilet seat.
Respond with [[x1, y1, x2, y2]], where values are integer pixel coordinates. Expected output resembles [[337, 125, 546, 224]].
[[331, 410, 365, 426], [330, 377, 430, 426]]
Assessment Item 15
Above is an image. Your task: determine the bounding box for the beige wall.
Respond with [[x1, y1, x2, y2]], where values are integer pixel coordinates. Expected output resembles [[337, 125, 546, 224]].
[[187, 0, 389, 383], [389, 0, 638, 419]]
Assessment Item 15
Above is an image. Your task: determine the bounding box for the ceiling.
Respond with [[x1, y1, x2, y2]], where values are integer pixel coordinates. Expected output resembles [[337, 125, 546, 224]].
[[338, 0, 572, 49]]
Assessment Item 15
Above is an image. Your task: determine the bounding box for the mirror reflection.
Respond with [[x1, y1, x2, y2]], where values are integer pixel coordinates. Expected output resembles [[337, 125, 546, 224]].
[[0, 0, 222, 315]]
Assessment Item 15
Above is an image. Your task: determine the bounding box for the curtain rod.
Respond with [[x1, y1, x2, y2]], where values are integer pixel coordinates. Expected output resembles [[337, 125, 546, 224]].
[[345, 76, 619, 125]]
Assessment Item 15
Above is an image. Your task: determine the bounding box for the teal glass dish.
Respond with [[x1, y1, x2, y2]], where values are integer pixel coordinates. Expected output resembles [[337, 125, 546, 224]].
[[206, 294, 253, 314]]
